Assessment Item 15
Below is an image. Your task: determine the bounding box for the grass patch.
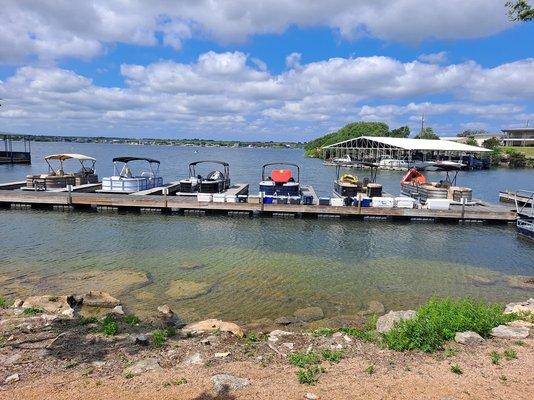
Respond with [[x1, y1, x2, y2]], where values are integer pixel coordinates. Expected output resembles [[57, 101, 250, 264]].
[[383, 297, 515, 352], [244, 331, 260, 344], [339, 326, 375, 342], [124, 372, 134, 379], [490, 351, 502, 365], [0, 297, 6, 309], [101, 315, 118, 336], [297, 365, 323, 385], [80, 316, 99, 325], [450, 364, 463, 375], [123, 315, 140, 326], [365, 365, 375, 375], [151, 330, 167, 348], [164, 378, 187, 387], [503, 348, 517, 360], [23, 306, 45, 316], [513, 340, 525, 347], [501, 146, 534, 158], [321, 349, 344, 363], [444, 347, 459, 357], [312, 327, 336, 337]]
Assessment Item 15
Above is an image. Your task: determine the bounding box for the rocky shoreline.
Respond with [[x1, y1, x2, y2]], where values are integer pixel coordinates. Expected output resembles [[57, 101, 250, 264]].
[[1, 291, 533, 399]]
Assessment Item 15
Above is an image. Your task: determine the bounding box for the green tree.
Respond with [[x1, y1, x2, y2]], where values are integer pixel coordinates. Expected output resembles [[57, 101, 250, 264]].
[[482, 137, 501, 149], [506, 0, 534, 21], [304, 121, 390, 157], [506, 148, 528, 168], [388, 126, 410, 138], [489, 148, 503, 167], [465, 137, 478, 147], [457, 129, 487, 138], [415, 127, 440, 140]]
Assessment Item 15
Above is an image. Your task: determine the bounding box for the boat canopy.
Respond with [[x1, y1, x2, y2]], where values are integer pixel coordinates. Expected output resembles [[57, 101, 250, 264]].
[[189, 160, 229, 167], [188, 160, 230, 178], [112, 157, 160, 164], [45, 153, 96, 162], [261, 162, 300, 183]]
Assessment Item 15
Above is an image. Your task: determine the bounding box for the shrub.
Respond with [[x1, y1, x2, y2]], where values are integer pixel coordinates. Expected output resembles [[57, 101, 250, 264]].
[[288, 352, 320, 368], [490, 351, 502, 365], [321, 349, 344, 363], [23, 307, 45, 316], [503, 348, 517, 360], [383, 297, 514, 352], [450, 364, 463, 375], [312, 327, 336, 337], [297, 365, 323, 385], [102, 315, 118, 336], [365, 365, 375, 375]]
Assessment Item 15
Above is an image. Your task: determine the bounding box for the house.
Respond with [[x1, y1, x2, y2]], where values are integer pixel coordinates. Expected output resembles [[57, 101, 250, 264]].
[[501, 128, 534, 147]]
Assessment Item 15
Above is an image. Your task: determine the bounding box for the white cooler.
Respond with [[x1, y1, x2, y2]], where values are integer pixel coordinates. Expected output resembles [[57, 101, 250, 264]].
[[213, 193, 226, 203], [330, 198, 345, 207], [225, 194, 237, 203], [197, 193, 213, 202], [395, 196, 416, 209], [426, 199, 451, 210], [371, 197, 394, 208]]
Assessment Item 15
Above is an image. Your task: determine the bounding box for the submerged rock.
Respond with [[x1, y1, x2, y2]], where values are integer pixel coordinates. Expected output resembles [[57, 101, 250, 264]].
[[123, 358, 162, 377], [376, 310, 417, 333], [81, 291, 120, 308], [183, 319, 244, 338], [359, 301, 385, 316], [491, 325, 530, 339], [455, 331, 484, 345], [165, 279, 212, 300], [211, 374, 250, 394], [507, 276, 534, 289], [293, 307, 324, 322]]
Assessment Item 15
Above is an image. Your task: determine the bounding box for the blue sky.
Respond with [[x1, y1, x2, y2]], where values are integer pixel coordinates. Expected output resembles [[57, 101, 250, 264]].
[[0, 1, 533, 141]]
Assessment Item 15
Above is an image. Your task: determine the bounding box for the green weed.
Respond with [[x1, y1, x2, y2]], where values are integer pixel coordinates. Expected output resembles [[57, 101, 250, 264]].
[[124, 372, 134, 379], [312, 327, 336, 337], [288, 352, 320, 368], [444, 347, 459, 357], [244, 331, 259, 344], [339, 327, 375, 342], [297, 365, 323, 385], [513, 340, 525, 347], [123, 315, 140, 326], [164, 326, 176, 337], [490, 351, 502, 365], [102, 315, 118, 336], [0, 297, 6, 309], [48, 296, 59, 302], [365, 365, 375, 375], [80, 316, 99, 325], [164, 377, 187, 387], [151, 330, 167, 348], [450, 364, 462, 375], [503, 348, 517, 360], [23, 307, 45, 316], [383, 297, 515, 352], [321, 349, 344, 363]]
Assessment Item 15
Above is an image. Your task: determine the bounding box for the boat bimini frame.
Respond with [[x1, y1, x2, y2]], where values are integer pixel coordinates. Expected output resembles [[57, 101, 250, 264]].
[[259, 162, 300, 196], [181, 160, 230, 193]]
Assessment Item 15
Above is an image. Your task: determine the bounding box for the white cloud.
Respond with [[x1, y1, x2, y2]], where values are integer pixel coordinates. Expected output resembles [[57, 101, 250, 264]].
[[418, 51, 448, 64], [0, 1, 512, 63], [0, 52, 532, 138]]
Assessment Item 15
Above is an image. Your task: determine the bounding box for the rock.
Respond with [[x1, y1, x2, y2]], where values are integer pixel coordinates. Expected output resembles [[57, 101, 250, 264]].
[[507, 276, 534, 289], [282, 342, 294, 350], [61, 308, 75, 319], [214, 352, 230, 358], [360, 301, 385, 316], [465, 274, 498, 285], [332, 332, 343, 338], [305, 393, 319, 400], [274, 316, 295, 325], [183, 352, 203, 366], [21, 295, 74, 314], [165, 279, 212, 300], [12, 299, 23, 308], [491, 325, 530, 339], [455, 331, 484, 345], [1, 354, 22, 367], [111, 305, 124, 316], [269, 329, 293, 337], [82, 291, 120, 308], [92, 361, 106, 368], [211, 374, 250, 394], [183, 319, 244, 338], [507, 320, 534, 328], [129, 334, 149, 346], [123, 358, 162, 377], [293, 307, 324, 322], [4, 373, 19, 384], [157, 304, 174, 317], [376, 310, 417, 334], [504, 298, 534, 314]]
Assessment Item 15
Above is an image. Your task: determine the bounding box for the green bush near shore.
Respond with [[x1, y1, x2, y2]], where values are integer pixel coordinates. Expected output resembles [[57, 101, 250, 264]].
[[101, 315, 118, 336], [383, 297, 516, 353]]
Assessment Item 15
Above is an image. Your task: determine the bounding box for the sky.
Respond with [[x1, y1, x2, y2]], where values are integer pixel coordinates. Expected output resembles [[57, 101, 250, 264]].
[[0, 1, 533, 141]]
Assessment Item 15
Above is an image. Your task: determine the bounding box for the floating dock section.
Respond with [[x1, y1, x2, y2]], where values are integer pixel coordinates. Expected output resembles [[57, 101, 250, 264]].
[[0, 187, 516, 223]]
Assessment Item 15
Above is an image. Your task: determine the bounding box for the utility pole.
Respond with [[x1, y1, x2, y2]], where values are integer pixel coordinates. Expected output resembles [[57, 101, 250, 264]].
[[420, 114, 425, 133]]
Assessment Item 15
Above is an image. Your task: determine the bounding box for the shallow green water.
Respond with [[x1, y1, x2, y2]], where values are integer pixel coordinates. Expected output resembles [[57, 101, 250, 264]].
[[1, 209, 533, 323]]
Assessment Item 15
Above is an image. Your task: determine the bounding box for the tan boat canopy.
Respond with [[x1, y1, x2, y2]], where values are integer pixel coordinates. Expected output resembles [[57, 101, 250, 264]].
[[44, 153, 96, 162]]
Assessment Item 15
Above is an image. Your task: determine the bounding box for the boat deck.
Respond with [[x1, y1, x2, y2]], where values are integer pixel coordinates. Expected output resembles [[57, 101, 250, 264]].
[[0, 188, 516, 223], [172, 183, 249, 197]]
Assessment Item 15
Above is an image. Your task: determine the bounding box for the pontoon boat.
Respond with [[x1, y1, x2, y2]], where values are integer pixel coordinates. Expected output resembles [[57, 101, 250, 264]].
[[333, 162, 382, 198], [180, 161, 230, 193], [259, 163, 300, 196], [100, 157, 163, 193], [26, 154, 98, 190]]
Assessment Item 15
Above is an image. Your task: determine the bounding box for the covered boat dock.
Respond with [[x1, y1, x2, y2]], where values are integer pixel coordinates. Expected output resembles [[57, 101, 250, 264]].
[[322, 136, 491, 164]]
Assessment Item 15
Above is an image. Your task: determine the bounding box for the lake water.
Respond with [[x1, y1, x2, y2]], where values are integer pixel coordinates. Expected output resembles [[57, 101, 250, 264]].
[[1, 142, 533, 323]]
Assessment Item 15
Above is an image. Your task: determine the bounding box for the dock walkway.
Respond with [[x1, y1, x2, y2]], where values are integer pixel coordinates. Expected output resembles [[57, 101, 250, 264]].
[[0, 189, 516, 223]]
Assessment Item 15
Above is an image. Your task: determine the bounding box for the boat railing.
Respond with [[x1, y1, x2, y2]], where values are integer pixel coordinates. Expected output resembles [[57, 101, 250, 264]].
[[515, 190, 534, 217]]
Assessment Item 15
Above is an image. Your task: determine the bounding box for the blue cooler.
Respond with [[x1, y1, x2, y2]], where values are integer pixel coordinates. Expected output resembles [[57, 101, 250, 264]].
[[302, 194, 313, 205], [361, 197, 372, 207], [263, 196, 273, 204]]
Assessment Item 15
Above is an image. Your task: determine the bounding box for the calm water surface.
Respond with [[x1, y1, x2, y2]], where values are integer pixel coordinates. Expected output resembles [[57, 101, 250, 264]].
[[1, 142, 533, 322]]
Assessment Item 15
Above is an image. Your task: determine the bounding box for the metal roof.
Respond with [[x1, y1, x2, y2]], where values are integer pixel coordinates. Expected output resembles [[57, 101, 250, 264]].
[[45, 153, 96, 161], [323, 136, 491, 152]]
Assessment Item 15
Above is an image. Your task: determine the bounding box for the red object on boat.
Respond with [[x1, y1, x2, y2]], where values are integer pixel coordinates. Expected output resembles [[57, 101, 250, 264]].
[[401, 167, 426, 185], [271, 169, 292, 183]]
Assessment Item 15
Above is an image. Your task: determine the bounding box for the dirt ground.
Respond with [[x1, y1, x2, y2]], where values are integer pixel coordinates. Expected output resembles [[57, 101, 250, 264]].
[[1, 314, 532, 400]]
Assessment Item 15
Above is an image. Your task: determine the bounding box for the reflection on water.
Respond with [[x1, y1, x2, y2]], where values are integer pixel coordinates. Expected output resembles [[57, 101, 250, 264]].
[[1, 210, 533, 322]]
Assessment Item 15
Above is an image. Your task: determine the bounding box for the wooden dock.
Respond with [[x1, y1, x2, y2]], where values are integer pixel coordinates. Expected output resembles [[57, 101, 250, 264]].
[[0, 189, 516, 223], [499, 191, 534, 207]]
